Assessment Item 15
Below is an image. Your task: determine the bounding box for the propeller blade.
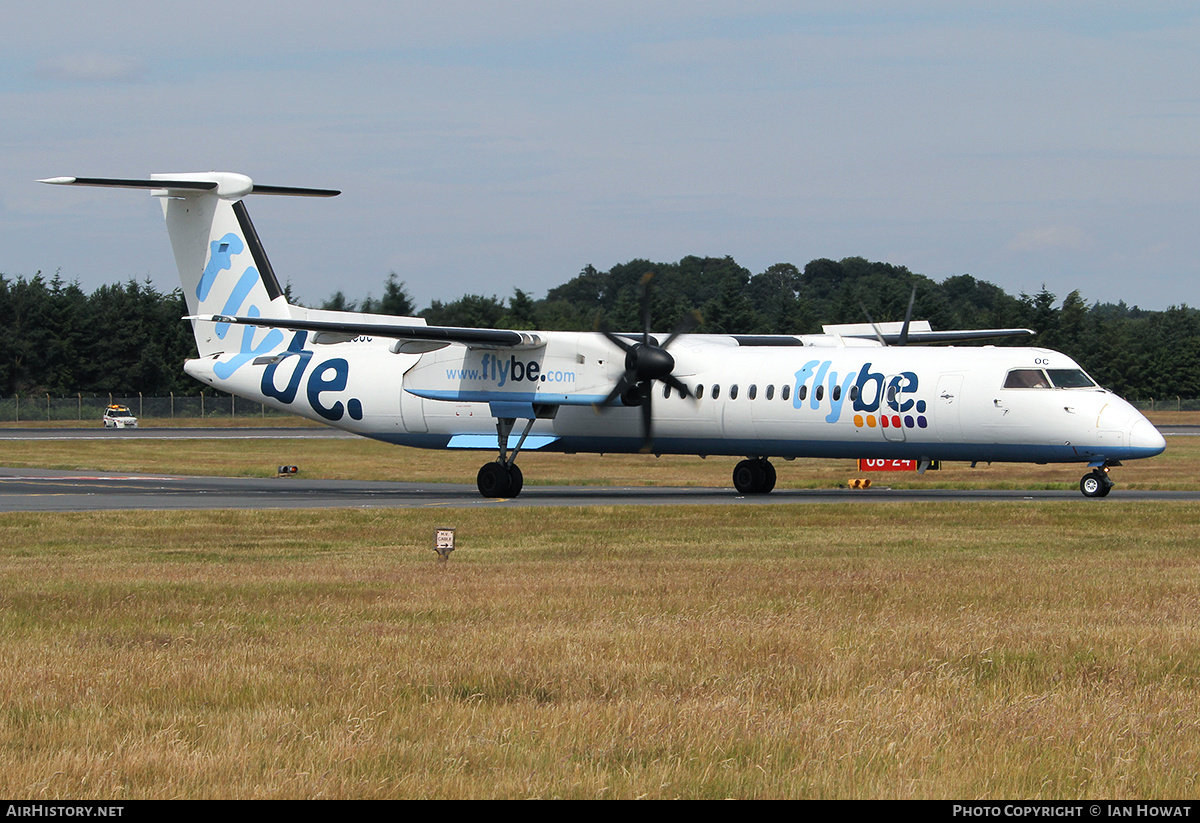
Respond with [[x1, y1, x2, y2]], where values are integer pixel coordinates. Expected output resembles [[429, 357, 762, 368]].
[[859, 302, 887, 346], [664, 373, 691, 399], [595, 373, 635, 409], [600, 328, 635, 354], [660, 309, 701, 350], [640, 271, 654, 345], [897, 286, 916, 347]]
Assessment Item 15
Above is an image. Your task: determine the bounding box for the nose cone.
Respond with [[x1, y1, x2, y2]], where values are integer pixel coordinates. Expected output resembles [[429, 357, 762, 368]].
[[1129, 416, 1167, 456]]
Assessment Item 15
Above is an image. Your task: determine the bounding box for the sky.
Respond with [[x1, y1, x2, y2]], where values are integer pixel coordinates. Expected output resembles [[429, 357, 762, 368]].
[[3, 1, 1199, 313]]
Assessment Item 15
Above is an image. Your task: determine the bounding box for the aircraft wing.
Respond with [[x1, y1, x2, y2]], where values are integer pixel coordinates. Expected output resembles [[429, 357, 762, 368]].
[[190, 313, 544, 348], [850, 328, 1035, 344], [821, 321, 1034, 345]]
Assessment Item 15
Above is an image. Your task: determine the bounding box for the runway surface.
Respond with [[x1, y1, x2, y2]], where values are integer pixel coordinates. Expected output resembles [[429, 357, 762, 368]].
[[1, 466, 1197, 512], [0, 426, 1194, 512]]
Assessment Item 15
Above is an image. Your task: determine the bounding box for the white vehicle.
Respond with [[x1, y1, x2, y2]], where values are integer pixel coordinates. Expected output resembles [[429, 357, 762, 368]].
[[43, 173, 1166, 498], [103, 404, 138, 428]]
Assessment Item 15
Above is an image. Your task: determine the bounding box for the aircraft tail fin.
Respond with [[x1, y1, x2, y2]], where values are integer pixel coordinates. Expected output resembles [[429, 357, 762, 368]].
[[40, 173, 339, 357]]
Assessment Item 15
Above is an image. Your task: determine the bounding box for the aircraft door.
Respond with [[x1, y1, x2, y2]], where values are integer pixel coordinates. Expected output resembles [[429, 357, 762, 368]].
[[400, 360, 428, 433], [881, 374, 907, 442], [934, 373, 964, 442]]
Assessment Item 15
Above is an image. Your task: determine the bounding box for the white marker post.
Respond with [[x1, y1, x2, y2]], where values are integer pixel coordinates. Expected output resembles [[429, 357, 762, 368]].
[[434, 528, 456, 564]]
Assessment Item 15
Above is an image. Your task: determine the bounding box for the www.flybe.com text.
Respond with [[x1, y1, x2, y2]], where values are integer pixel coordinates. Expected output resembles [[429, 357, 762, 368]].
[[446, 354, 575, 387]]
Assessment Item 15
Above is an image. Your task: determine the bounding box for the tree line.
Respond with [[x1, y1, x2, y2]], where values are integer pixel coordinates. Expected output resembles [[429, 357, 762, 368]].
[[2, 258, 1196, 399]]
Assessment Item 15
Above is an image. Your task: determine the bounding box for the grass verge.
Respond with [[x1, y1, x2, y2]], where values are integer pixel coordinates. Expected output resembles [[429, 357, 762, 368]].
[[1, 502, 1199, 798]]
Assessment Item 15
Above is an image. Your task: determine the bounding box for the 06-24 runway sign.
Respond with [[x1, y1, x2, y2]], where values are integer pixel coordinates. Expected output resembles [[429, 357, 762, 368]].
[[857, 459, 940, 472]]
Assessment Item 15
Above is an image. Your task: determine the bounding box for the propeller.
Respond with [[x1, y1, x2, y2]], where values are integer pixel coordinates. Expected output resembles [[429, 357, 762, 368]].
[[859, 285, 918, 346], [596, 273, 698, 452]]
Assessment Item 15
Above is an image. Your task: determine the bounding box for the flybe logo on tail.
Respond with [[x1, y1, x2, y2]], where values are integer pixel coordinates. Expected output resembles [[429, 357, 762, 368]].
[[198, 233, 243, 302], [260, 332, 365, 423], [203, 232, 284, 380], [794, 360, 929, 429]]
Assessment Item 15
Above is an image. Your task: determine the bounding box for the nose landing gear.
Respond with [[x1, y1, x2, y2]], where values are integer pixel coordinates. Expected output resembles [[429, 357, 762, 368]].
[[1080, 466, 1115, 498]]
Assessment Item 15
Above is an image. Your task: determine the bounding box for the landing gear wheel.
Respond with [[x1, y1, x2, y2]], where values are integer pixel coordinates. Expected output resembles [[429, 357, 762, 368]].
[[733, 459, 763, 494], [733, 458, 776, 494], [477, 462, 518, 498], [1080, 470, 1113, 498], [760, 459, 777, 493], [506, 464, 523, 497]]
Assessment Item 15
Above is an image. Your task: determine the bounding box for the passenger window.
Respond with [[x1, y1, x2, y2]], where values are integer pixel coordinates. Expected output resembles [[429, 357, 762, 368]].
[[765, 385, 775, 401], [781, 385, 790, 401], [798, 385, 807, 401], [1004, 369, 1051, 389], [815, 385, 824, 401], [663, 384, 671, 399], [832, 385, 841, 401], [850, 386, 859, 401], [712, 384, 721, 400], [748, 384, 757, 400], [695, 384, 705, 399], [730, 384, 739, 400]]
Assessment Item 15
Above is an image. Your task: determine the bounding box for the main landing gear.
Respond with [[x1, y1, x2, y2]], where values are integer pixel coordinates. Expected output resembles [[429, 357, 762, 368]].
[[476, 415, 534, 498], [1080, 465, 1116, 498], [733, 458, 777, 495], [478, 460, 523, 498]]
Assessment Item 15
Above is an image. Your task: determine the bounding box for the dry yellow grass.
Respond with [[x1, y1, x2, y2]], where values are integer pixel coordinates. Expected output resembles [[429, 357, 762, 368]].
[[2, 503, 1200, 798]]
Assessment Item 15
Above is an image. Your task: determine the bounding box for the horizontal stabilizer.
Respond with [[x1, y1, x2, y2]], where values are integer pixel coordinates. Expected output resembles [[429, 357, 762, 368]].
[[40, 175, 339, 198], [40, 176, 216, 191]]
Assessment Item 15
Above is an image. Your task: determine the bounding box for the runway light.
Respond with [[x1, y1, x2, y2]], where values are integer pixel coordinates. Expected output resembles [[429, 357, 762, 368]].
[[849, 478, 872, 489], [277, 465, 298, 477]]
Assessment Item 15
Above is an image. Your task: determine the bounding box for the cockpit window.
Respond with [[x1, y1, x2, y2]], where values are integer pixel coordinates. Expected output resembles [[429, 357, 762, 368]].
[[1046, 369, 1097, 389], [1004, 369, 1051, 389]]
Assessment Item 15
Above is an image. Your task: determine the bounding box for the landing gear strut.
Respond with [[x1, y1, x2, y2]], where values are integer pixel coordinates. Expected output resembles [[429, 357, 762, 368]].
[[476, 415, 534, 498], [733, 458, 777, 494], [1080, 466, 1114, 498]]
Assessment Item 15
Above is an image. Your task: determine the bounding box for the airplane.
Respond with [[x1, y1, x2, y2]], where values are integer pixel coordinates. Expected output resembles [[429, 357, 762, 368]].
[[40, 172, 1166, 499]]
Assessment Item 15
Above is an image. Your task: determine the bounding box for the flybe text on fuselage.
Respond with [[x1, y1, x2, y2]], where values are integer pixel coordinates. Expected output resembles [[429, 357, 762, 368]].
[[789, 359, 927, 428], [446, 353, 577, 388]]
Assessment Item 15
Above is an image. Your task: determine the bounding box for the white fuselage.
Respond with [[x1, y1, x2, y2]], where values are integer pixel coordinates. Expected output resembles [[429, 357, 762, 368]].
[[185, 330, 1165, 467]]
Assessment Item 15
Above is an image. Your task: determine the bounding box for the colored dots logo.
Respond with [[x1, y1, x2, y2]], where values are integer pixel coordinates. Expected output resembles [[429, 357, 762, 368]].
[[855, 411, 927, 429]]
